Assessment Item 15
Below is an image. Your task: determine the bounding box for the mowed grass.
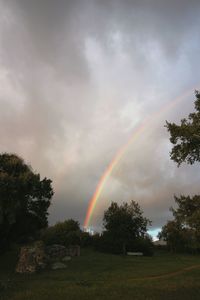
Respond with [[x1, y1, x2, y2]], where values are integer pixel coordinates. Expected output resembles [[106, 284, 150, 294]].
[[1, 248, 200, 300]]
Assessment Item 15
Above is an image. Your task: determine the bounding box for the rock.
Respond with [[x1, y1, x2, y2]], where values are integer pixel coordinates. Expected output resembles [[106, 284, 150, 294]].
[[45, 244, 68, 260], [45, 244, 80, 259], [51, 262, 67, 270], [16, 241, 46, 274], [62, 256, 71, 262]]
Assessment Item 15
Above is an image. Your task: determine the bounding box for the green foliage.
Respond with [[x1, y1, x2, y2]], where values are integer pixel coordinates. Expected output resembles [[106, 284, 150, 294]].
[[41, 219, 81, 247], [93, 231, 123, 254], [163, 93, 200, 253], [80, 231, 93, 247], [0, 153, 53, 251], [159, 195, 200, 253], [166, 91, 200, 165], [159, 220, 185, 252], [127, 235, 154, 256], [172, 195, 200, 229], [101, 201, 151, 254]]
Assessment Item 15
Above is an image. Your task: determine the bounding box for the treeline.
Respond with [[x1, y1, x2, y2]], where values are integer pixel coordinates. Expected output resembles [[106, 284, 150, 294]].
[[40, 201, 154, 256]]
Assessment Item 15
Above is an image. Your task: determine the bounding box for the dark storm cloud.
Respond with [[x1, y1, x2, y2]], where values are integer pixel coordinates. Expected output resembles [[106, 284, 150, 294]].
[[0, 0, 200, 235]]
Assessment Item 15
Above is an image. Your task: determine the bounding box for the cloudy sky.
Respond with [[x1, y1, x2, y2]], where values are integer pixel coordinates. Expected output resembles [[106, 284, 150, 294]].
[[1, 0, 200, 237]]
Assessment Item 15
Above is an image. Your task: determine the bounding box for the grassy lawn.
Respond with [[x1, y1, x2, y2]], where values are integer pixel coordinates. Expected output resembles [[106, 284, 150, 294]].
[[1, 248, 200, 300]]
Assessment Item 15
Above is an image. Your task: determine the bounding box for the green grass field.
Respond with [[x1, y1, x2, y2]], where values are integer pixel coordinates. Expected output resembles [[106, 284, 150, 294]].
[[1, 248, 200, 300]]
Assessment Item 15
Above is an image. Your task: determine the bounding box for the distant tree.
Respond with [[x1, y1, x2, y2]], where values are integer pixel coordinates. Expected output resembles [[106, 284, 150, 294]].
[[158, 220, 184, 252], [159, 195, 200, 253], [80, 231, 93, 247], [103, 201, 151, 255], [0, 153, 53, 251], [172, 195, 200, 231], [166, 91, 200, 165], [41, 219, 81, 246]]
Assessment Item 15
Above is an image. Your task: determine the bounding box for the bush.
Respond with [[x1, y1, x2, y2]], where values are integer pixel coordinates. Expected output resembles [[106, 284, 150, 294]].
[[93, 232, 126, 255], [80, 232, 93, 247], [94, 232, 154, 256], [127, 236, 154, 256], [41, 219, 81, 247]]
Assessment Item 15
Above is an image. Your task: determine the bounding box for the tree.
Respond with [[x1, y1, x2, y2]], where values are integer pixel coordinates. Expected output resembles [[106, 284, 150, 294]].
[[161, 92, 200, 253], [0, 153, 53, 250], [159, 195, 200, 253], [158, 220, 185, 252], [103, 201, 151, 255], [41, 219, 81, 246], [166, 91, 200, 165], [172, 195, 200, 232]]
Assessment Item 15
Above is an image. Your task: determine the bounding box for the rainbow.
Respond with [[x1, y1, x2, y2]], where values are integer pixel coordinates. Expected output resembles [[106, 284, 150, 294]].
[[84, 88, 196, 228]]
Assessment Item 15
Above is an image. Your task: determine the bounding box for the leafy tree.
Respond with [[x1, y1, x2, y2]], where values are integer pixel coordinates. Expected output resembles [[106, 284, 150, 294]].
[[103, 201, 151, 255], [172, 195, 200, 231], [166, 91, 200, 165], [158, 220, 184, 252], [41, 219, 81, 246], [80, 231, 93, 247], [159, 195, 200, 253], [0, 153, 53, 250], [163, 92, 200, 252]]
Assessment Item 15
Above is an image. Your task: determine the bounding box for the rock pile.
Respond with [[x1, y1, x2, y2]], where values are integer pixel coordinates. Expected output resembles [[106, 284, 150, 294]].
[[16, 241, 46, 274], [46, 244, 80, 259], [16, 242, 80, 273], [45, 244, 68, 260]]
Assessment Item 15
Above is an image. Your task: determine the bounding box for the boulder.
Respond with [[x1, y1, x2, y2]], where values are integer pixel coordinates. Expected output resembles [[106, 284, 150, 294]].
[[15, 242, 79, 273], [62, 256, 71, 262], [51, 262, 67, 270], [45, 244, 80, 260], [16, 241, 46, 274], [45, 244, 68, 261]]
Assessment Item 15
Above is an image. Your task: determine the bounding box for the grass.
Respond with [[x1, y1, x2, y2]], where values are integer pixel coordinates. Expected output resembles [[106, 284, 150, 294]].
[[1, 248, 200, 300]]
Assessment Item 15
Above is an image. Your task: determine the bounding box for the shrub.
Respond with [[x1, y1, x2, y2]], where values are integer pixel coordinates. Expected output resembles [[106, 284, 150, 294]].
[[41, 219, 81, 247], [127, 235, 154, 256], [80, 232, 93, 247], [94, 232, 154, 256]]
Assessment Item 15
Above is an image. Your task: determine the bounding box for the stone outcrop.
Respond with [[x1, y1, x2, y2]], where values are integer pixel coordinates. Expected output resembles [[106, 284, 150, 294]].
[[16, 242, 80, 273], [51, 262, 67, 270], [16, 241, 46, 274], [62, 256, 71, 262], [45, 244, 68, 260], [46, 244, 80, 260]]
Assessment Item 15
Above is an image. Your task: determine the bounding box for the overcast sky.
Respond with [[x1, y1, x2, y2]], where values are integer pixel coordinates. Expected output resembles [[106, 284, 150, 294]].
[[1, 0, 200, 237]]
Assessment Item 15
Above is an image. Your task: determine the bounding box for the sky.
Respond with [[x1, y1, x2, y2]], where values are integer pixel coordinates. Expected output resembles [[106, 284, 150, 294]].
[[1, 0, 200, 238]]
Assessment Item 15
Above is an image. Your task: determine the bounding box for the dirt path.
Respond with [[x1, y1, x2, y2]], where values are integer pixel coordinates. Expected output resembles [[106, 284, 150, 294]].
[[128, 264, 200, 281]]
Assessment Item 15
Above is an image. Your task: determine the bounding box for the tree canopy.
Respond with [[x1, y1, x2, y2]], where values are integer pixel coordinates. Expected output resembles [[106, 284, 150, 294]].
[[159, 195, 200, 253], [41, 219, 81, 246], [0, 153, 53, 250], [103, 201, 151, 254], [160, 93, 200, 253], [166, 91, 200, 165]]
